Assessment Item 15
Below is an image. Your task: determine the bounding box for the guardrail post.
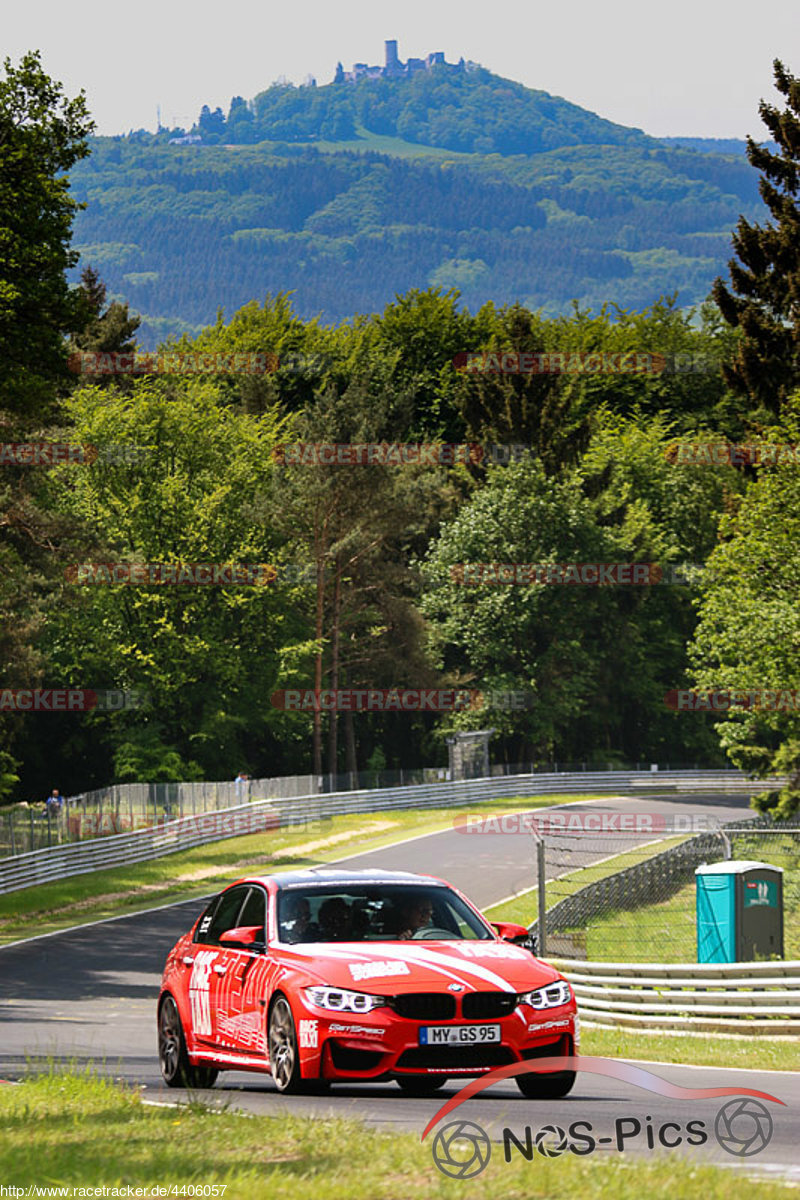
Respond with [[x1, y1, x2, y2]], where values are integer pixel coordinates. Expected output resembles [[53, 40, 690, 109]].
[[537, 837, 547, 957]]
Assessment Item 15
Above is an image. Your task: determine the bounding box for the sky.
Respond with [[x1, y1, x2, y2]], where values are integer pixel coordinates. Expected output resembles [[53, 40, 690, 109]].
[[3, 0, 796, 139]]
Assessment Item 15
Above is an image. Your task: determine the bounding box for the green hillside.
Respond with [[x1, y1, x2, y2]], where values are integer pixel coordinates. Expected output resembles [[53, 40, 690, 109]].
[[69, 66, 765, 342]]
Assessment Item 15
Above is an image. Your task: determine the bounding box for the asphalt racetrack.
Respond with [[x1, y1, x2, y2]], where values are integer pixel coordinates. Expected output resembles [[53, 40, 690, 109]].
[[1, 791, 796, 1180]]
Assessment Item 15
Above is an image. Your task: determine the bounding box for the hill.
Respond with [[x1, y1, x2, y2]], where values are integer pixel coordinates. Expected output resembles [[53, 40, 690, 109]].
[[69, 62, 765, 341]]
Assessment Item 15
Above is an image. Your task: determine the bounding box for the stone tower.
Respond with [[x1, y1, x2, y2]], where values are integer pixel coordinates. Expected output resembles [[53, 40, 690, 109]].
[[385, 40, 399, 70]]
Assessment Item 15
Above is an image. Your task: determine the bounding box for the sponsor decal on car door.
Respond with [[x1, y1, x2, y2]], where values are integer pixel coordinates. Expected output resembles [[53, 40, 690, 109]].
[[188, 949, 218, 1043], [212, 951, 275, 1056]]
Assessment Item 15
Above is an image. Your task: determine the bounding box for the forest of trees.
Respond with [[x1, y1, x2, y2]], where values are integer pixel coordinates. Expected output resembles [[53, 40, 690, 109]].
[[68, 67, 767, 339], [1, 52, 799, 818]]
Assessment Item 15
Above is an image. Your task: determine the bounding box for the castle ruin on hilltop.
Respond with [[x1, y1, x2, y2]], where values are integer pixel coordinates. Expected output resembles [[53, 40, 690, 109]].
[[334, 40, 476, 84]]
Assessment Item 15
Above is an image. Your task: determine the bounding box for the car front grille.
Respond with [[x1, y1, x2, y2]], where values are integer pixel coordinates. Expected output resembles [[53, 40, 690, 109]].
[[461, 991, 518, 1019], [396, 1045, 515, 1070], [391, 993, 456, 1020]]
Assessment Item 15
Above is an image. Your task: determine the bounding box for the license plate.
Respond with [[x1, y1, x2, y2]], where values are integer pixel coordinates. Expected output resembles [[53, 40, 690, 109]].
[[419, 1024, 501, 1045]]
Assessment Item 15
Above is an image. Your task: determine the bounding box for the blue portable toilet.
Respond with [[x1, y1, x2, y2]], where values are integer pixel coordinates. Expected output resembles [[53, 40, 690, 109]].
[[696, 860, 784, 963]]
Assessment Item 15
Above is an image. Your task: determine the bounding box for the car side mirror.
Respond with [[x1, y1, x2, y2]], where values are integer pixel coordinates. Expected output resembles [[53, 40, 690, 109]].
[[219, 924, 266, 951], [491, 921, 538, 953]]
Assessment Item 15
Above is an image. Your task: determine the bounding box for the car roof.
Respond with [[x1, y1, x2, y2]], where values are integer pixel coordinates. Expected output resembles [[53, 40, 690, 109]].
[[237, 868, 448, 890]]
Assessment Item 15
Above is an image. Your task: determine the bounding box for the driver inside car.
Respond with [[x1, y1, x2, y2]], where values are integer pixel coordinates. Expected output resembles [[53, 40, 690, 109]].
[[394, 895, 433, 938]]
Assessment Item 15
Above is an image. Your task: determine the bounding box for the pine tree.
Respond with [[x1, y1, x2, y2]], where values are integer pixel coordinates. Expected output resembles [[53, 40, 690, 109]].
[[70, 265, 140, 355], [712, 60, 800, 415]]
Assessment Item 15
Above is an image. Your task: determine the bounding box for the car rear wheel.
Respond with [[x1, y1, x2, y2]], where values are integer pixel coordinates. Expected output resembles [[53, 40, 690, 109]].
[[268, 996, 304, 1093], [395, 1076, 448, 1095], [158, 995, 218, 1089], [516, 1070, 576, 1099]]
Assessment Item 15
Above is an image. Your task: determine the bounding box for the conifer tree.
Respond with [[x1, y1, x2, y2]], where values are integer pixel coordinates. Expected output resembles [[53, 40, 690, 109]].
[[712, 60, 800, 414]]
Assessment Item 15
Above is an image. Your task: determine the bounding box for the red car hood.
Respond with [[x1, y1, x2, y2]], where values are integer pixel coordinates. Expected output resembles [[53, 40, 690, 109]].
[[279, 939, 562, 992]]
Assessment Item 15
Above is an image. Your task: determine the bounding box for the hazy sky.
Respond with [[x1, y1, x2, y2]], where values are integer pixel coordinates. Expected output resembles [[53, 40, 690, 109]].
[[4, 0, 796, 139]]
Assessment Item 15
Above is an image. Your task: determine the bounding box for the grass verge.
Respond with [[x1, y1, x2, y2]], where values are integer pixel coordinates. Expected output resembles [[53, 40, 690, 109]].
[[483, 836, 688, 929], [0, 1069, 792, 1199], [581, 1025, 800, 1072], [0, 793, 594, 945], [582, 875, 800, 962]]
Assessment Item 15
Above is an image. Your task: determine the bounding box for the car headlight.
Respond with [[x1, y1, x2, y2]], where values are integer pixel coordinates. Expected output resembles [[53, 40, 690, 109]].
[[304, 986, 388, 1013], [518, 980, 572, 1009]]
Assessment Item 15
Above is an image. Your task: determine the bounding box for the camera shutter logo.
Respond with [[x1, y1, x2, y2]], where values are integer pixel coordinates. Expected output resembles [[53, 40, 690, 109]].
[[432, 1120, 491, 1178], [535, 1124, 569, 1157], [714, 1098, 773, 1157]]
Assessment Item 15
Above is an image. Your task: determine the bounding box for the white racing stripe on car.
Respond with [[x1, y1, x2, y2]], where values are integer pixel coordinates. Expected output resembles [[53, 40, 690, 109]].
[[281, 941, 530, 992], [281, 940, 506, 988], [282, 944, 373, 962], [387, 946, 517, 991], [289, 941, 517, 991]]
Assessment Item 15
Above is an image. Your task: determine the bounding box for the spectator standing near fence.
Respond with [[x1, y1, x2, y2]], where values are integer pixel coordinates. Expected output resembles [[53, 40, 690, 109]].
[[234, 771, 250, 804], [45, 788, 63, 815]]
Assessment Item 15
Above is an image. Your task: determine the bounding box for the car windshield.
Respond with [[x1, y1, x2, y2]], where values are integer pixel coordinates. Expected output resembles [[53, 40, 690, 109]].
[[277, 883, 493, 944]]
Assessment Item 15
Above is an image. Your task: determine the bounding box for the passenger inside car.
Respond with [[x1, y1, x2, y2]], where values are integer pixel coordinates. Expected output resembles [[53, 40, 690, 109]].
[[317, 895, 354, 941]]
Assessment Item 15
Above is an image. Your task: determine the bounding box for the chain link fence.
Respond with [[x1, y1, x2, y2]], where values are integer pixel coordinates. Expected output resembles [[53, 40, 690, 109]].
[[0, 759, 720, 858], [536, 816, 800, 961]]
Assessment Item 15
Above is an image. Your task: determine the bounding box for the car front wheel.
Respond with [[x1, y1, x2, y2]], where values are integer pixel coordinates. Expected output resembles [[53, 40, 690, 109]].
[[516, 1069, 576, 1099], [158, 995, 218, 1088], [268, 996, 304, 1093]]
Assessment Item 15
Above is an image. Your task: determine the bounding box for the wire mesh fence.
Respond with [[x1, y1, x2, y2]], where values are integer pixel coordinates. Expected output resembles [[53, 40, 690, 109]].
[[0, 760, 724, 859], [0, 779, 273, 858], [536, 816, 800, 961]]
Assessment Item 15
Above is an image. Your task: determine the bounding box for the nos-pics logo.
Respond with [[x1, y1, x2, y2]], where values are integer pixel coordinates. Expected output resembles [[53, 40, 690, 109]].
[[432, 1121, 491, 1179], [431, 1100, 775, 1178]]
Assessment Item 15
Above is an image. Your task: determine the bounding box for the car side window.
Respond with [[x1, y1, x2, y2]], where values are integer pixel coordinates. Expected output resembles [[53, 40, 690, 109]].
[[236, 886, 267, 942], [193, 896, 220, 944], [197, 886, 249, 945]]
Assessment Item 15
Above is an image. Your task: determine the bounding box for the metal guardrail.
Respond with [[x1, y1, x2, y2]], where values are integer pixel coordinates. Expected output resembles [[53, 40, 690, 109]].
[[0, 769, 772, 896], [3, 760, 746, 857], [548, 957, 800, 1034]]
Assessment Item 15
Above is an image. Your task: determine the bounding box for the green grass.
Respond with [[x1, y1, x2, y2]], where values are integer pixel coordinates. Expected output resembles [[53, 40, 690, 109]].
[[484, 836, 689, 929], [0, 1070, 793, 1198], [582, 879, 699, 961], [313, 123, 478, 160], [581, 1025, 800, 1072], [0, 793, 595, 944], [577, 841, 800, 963]]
